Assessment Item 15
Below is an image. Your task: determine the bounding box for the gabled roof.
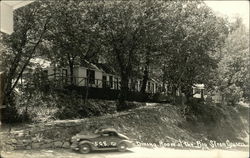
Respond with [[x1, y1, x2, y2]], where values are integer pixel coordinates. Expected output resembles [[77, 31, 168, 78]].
[[193, 84, 205, 89], [80, 60, 118, 75], [80, 60, 102, 72], [0, 0, 34, 34], [1, 1, 34, 10], [95, 63, 118, 75]]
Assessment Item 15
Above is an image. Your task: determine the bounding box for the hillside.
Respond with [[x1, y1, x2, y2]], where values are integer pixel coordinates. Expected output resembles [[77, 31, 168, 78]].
[[1, 101, 248, 151], [82, 102, 249, 145]]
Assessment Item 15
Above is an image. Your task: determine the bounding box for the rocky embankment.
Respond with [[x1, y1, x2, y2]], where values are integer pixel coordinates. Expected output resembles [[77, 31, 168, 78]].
[[0, 102, 248, 151]]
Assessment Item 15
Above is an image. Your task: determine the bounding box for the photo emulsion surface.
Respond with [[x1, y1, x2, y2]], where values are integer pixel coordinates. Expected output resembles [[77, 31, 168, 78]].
[[0, 0, 249, 158]]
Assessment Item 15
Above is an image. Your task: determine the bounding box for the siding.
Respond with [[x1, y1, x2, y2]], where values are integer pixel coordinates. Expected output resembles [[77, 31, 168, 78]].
[[95, 71, 102, 88], [77, 67, 87, 86], [46, 66, 160, 93]]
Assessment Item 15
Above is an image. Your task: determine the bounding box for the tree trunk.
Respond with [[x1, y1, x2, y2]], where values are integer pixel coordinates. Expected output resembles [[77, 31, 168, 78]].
[[118, 73, 129, 111], [183, 86, 193, 104], [171, 85, 177, 104], [140, 67, 149, 93], [84, 73, 90, 104], [0, 72, 5, 107], [141, 50, 150, 93], [69, 62, 74, 85]]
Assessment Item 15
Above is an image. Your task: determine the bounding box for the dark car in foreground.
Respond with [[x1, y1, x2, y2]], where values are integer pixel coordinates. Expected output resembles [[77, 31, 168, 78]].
[[70, 128, 133, 154]]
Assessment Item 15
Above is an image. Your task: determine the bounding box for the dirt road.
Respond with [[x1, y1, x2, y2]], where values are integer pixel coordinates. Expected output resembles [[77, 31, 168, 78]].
[[1, 147, 248, 158]]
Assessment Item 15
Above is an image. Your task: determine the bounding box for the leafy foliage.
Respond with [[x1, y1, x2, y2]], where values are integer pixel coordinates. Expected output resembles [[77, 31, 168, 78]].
[[1, 0, 52, 122], [159, 1, 229, 99], [2, 0, 245, 118], [1, 0, 51, 103], [215, 18, 249, 105], [90, 1, 169, 109], [44, 0, 104, 84]]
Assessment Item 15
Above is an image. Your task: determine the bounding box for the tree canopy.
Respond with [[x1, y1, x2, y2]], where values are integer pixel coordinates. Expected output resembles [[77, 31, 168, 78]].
[[215, 18, 249, 105], [2, 0, 245, 112]]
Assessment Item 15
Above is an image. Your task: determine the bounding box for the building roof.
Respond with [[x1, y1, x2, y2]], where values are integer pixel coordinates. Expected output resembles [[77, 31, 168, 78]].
[[1, 1, 34, 10], [80, 60, 102, 72], [80, 60, 118, 75], [193, 84, 205, 89], [0, 0, 34, 34], [30, 58, 51, 69], [95, 63, 118, 75]]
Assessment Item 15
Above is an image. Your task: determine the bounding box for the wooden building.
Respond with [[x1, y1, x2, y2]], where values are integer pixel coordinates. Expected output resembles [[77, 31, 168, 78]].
[[46, 61, 161, 94]]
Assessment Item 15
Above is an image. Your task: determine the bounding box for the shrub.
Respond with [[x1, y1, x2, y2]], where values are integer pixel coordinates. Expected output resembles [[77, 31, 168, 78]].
[[1, 106, 25, 123], [185, 100, 226, 125]]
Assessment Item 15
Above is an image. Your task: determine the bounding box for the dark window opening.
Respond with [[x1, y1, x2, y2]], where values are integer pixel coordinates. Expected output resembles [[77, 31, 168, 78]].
[[62, 69, 67, 77], [102, 75, 107, 88], [42, 70, 48, 80], [109, 76, 113, 88], [139, 80, 142, 90], [115, 78, 119, 89], [87, 69, 95, 84]]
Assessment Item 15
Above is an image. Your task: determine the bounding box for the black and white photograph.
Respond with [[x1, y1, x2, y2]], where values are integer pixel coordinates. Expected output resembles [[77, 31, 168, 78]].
[[0, 0, 249, 158]]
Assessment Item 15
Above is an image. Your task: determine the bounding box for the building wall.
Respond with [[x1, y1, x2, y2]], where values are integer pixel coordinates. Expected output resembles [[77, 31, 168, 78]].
[[0, 2, 13, 34], [46, 66, 160, 93], [47, 67, 54, 80], [95, 71, 102, 88], [76, 67, 87, 86], [102, 73, 121, 90]]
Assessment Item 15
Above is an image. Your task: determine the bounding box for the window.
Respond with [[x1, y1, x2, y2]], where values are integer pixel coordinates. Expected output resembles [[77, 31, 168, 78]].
[[109, 76, 113, 88], [139, 80, 142, 91], [101, 131, 118, 137], [194, 89, 201, 94], [115, 78, 119, 89], [41, 70, 48, 81], [147, 81, 151, 92], [102, 75, 107, 88], [101, 132, 109, 137], [87, 69, 95, 84], [62, 69, 67, 77], [131, 80, 136, 91], [62, 69, 68, 84], [109, 132, 118, 136]]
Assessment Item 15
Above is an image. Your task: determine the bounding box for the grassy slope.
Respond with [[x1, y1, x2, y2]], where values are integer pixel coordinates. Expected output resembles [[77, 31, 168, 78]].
[[81, 102, 249, 145], [1, 101, 249, 146]]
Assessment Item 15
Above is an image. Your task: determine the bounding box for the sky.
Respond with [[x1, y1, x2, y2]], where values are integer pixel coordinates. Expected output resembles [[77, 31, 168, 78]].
[[204, 0, 249, 28]]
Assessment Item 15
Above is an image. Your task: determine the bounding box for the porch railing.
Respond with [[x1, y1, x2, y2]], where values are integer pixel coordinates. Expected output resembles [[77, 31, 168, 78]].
[[48, 73, 158, 93]]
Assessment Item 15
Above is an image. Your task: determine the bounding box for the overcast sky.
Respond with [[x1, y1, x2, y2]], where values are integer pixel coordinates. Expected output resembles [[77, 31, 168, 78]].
[[204, 0, 249, 28]]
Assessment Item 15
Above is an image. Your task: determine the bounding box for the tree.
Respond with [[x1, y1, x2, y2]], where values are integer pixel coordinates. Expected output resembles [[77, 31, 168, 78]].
[[0, 0, 52, 122], [215, 18, 249, 105], [138, 1, 167, 94], [159, 1, 228, 102], [95, 0, 168, 110], [1, 0, 51, 106], [45, 0, 103, 85]]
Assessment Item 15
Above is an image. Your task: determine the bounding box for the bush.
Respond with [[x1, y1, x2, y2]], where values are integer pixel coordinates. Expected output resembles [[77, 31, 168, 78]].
[[1, 94, 31, 123], [151, 92, 171, 103], [1, 106, 25, 123], [182, 100, 249, 142], [185, 100, 226, 125], [53, 91, 117, 119]]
